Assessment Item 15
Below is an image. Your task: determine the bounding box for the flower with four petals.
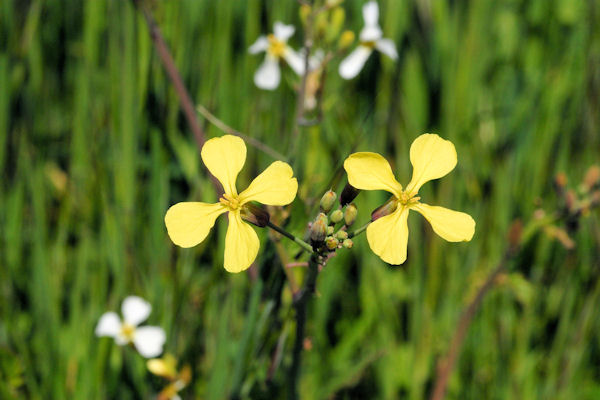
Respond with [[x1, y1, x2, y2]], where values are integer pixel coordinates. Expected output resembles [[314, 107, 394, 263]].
[[165, 135, 298, 272], [339, 1, 398, 79], [344, 134, 476, 265], [95, 296, 166, 358], [249, 22, 305, 90]]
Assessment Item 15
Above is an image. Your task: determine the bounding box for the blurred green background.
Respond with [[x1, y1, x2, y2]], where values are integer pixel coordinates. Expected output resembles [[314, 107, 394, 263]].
[[1, 0, 600, 398]]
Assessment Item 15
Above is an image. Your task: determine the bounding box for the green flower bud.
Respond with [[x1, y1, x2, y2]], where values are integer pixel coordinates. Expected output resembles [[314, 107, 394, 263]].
[[342, 239, 353, 249], [325, 236, 339, 250], [320, 190, 337, 212], [310, 213, 328, 242], [241, 203, 270, 227], [330, 209, 343, 224], [338, 30, 355, 50], [327, 226, 334, 235], [344, 203, 357, 226], [336, 230, 348, 240]]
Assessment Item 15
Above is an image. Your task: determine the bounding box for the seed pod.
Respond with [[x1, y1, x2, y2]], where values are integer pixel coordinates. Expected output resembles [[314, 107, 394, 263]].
[[330, 210, 343, 224], [320, 190, 337, 212], [344, 203, 357, 226]]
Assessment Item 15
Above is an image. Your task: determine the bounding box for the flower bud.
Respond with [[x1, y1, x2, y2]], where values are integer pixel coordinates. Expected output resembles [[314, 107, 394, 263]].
[[330, 209, 343, 224], [299, 4, 311, 25], [241, 203, 270, 227], [327, 7, 345, 41], [340, 183, 360, 206], [371, 198, 398, 221], [320, 190, 337, 212], [336, 230, 348, 240], [310, 214, 328, 242], [342, 239, 353, 249], [325, 236, 339, 250], [327, 226, 334, 235], [344, 203, 357, 226], [338, 30, 355, 50]]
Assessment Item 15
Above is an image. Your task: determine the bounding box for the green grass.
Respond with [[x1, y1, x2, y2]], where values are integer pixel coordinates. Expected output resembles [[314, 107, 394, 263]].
[[1, 0, 600, 399]]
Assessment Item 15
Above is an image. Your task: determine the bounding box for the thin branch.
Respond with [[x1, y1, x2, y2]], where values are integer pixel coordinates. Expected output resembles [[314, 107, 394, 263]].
[[267, 221, 314, 254], [131, 0, 221, 193], [196, 105, 288, 161], [348, 222, 370, 238]]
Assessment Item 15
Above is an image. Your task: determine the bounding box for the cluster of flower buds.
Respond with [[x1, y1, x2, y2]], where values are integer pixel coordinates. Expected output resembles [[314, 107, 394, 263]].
[[308, 189, 357, 258], [553, 165, 600, 232]]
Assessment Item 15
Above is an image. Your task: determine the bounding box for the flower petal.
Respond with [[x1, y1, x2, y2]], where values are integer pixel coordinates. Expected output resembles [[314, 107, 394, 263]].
[[201, 135, 247, 194], [165, 202, 226, 248], [273, 22, 295, 41], [224, 212, 259, 273], [239, 161, 298, 206], [412, 203, 475, 242], [359, 25, 383, 42], [95, 312, 122, 338], [376, 38, 398, 60], [283, 47, 305, 75], [122, 296, 152, 327], [405, 134, 457, 195], [343, 152, 403, 196], [254, 55, 281, 90], [362, 1, 379, 26], [339, 45, 373, 79], [248, 36, 269, 54], [366, 206, 410, 265], [133, 326, 166, 358]]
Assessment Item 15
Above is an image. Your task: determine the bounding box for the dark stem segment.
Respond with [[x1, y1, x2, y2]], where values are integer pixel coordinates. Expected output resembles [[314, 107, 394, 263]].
[[131, 0, 221, 194], [288, 254, 319, 400], [429, 248, 514, 400]]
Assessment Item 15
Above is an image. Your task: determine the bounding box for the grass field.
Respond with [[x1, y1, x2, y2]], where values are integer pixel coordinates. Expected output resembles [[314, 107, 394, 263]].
[[1, 0, 600, 399]]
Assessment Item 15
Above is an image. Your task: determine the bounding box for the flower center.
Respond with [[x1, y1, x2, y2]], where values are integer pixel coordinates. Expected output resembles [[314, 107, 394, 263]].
[[398, 191, 420, 206], [120, 323, 136, 341], [267, 34, 286, 57], [219, 193, 241, 211], [361, 40, 377, 49]]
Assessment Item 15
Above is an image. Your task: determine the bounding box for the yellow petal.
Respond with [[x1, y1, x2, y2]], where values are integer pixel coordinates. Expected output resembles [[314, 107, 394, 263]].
[[239, 161, 298, 206], [147, 354, 177, 379], [405, 134, 457, 195], [343, 152, 403, 196], [165, 202, 226, 248], [224, 211, 259, 273], [366, 206, 410, 265], [412, 203, 475, 242], [201, 135, 246, 195]]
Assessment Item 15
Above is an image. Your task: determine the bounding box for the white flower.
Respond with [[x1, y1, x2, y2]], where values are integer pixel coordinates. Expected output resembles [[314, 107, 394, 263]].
[[249, 22, 305, 90], [339, 1, 398, 79], [95, 296, 166, 358]]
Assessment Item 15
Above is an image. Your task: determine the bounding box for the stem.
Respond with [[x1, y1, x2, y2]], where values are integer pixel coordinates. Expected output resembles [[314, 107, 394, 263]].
[[288, 254, 319, 400], [266, 221, 314, 254], [132, 0, 222, 194], [196, 105, 288, 162], [348, 222, 370, 238]]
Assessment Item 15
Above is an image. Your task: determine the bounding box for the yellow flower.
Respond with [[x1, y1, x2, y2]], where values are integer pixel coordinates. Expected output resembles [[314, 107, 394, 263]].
[[343, 133, 475, 265], [165, 135, 298, 273]]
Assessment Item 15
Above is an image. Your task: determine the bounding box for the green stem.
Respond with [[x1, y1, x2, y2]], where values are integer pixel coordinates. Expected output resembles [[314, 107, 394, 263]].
[[266, 221, 314, 254], [348, 222, 370, 238]]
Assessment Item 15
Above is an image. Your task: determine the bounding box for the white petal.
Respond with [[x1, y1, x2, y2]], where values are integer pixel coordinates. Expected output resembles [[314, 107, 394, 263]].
[[95, 312, 122, 338], [376, 38, 398, 60], [363, 1, 379, 27], [133, 326, 166, 358], [122, 296, 152, 327], [254, 55, 281, 90], [273, 22, 295, 41], [283, 47, 305, 75], [339, 45, 373, 79], [360, 25, 383, 42], [248, 36, 268, 54]]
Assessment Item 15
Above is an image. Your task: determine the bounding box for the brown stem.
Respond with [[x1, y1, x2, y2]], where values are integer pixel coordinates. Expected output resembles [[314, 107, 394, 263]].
[[429, 248, 514, 400], [131, 0, 221, 193]]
